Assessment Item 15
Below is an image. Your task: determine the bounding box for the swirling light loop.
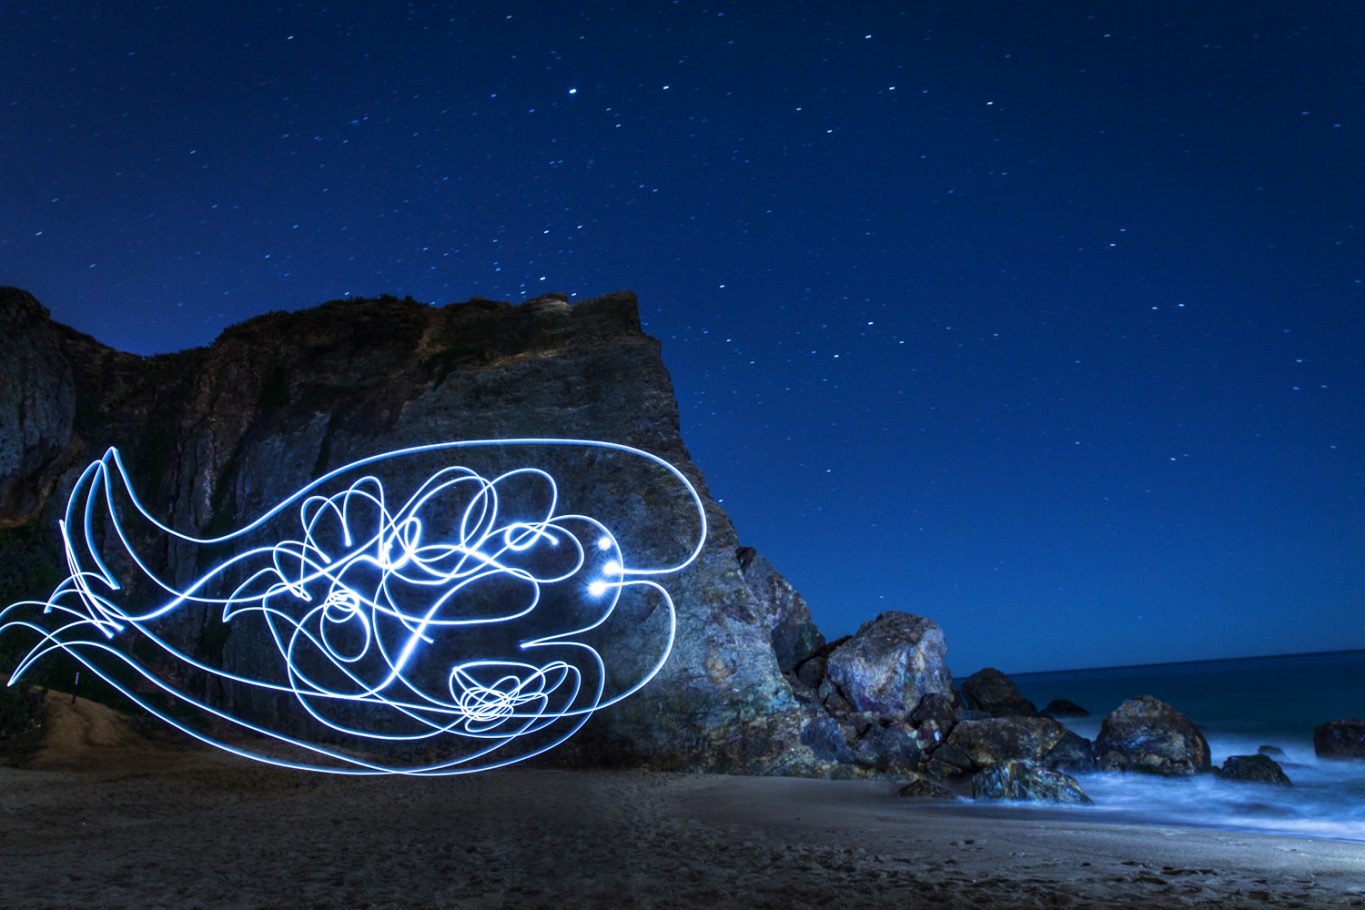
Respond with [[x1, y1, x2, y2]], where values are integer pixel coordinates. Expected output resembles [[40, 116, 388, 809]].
[[0, 439, 705, 775]]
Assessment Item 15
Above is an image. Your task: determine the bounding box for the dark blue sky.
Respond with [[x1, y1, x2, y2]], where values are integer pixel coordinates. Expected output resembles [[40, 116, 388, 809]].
[[4, 2, 1362, 672]]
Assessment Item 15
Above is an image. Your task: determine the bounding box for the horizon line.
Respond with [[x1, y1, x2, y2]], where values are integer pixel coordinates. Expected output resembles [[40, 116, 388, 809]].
[[1006, 646, 1365, 678]]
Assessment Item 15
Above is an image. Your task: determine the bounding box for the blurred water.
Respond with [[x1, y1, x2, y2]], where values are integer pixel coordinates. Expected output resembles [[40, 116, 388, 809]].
[[1011, 650, 1365, 739], [957, 651, 1365, 841]]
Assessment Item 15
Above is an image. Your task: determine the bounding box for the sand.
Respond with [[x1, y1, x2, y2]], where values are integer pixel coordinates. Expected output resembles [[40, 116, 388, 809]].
[[1, 693, 1363, 909]]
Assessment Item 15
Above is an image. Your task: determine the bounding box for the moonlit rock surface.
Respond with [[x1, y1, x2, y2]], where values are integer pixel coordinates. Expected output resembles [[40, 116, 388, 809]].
[[823, 612, 952, 720], [1095, 695, 1212, 776], [971, 759, 1092, 805]]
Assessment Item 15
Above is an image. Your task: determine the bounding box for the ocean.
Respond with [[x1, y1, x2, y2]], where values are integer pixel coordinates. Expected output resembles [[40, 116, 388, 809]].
[[960, 650, 1365, 841]]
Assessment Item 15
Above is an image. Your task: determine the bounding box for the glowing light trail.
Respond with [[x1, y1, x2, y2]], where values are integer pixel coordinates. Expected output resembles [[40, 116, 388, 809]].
[[0, 439, 705, 774]]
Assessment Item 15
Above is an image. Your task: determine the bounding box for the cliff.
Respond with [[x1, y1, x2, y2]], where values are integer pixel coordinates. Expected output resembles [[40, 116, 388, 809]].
[[0, 287, 952, 775]]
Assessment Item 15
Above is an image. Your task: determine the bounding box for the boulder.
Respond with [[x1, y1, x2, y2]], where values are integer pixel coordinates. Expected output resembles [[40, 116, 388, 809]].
[[849, 718, 923, 773], [1256, 744, 1285, 757], [1216, 754, 1291, 786], [823, 612, 952, 721], [791, 636, 849, 695], [897, 774, 956, 800], [1042, 729, 1097, 775], [909, 692, 957, 747], [970, 760, 1092, 804], [1040, 698, 1090, 718], [959, 667, 1037, 717], [1095, 696, 1210, 776], [942, 716, 1068, 769], [816, 678, 856, 718], [1313, 719, 1365, 760], [921, 741, 977, 780], [798, 714, 857, 766]]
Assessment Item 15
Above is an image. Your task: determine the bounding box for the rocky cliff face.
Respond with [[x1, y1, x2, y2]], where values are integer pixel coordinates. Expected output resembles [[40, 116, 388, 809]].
[[0, 287, 954, 775]]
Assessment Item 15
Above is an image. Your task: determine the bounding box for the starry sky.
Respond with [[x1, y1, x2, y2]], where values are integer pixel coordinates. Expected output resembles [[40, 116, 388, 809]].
[[4, 2, 1362, 673]]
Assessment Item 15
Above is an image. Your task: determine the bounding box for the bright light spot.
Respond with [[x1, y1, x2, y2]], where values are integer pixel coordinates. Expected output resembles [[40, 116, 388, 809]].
[[604, 560, 622, 576], [588, 580, 609, 597], [596, 536, 612, 551]]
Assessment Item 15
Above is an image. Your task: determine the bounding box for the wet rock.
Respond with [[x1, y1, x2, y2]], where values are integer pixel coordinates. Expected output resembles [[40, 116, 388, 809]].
[[823, 612, 952, 721], [1095, 696, 1211, 776], [1041, 698, 1090, 718], [970, 759, 1092, 804], [1313, 719, 1365, 760], [1043, 729, 1097, 775], [959, 667, 1038, 717], [943, 716, 1069, 769], [1216, 754, 1291, 786], [1256, 744, 1285, 757], [897, 775, 956, 800]]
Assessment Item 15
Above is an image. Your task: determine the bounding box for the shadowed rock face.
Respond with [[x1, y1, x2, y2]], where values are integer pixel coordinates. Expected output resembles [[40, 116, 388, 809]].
[[942, 716, 1069, 771], [1313, 719, 1365, 760], [0, 287, 949, 776], [1043, 729, 1098, 775], [736, 546, 825, 679], [1095, 696, 1211, 776], [1217, 754, 1292, 786], [1040, 698, 1089, 718], [960, 667, 1037, 717]]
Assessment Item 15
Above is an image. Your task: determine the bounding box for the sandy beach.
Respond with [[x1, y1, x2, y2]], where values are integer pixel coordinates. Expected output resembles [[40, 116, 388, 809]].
[[2, 695, 1364, 909]]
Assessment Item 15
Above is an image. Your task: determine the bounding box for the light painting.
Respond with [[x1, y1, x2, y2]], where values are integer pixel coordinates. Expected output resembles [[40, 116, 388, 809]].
[[0, 439, 706, 774]]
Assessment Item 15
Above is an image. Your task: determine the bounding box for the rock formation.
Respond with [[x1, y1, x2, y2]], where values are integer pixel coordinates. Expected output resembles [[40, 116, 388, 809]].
[[1313, 719, 1365, 760], [1040, 698, 1089, 718], [1095, 696, 1211, 776], [958, 667, 1037, 717], [823, 612, 952, 719], [1042, 729, 1098, 775], [0, 287, 953, 777], [1216, 754, 1292, 786], [936, 716, 1069, 775], [970, 759, 1091, 804]]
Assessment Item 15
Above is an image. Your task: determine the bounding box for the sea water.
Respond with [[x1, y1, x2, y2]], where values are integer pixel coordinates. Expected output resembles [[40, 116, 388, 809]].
[[962, 650, 1365, 841]]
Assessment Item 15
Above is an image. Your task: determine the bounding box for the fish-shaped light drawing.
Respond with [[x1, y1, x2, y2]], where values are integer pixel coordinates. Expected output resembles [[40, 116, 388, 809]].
[[0, 439, 706, 774]]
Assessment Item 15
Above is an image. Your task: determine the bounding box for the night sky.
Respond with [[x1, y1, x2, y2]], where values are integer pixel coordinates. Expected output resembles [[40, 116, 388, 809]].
[[4, 2, 1362, 673]]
